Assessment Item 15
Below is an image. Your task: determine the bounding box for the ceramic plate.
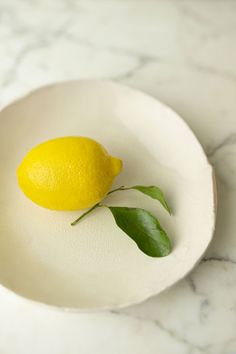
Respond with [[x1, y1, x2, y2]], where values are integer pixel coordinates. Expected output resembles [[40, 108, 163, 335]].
[[0, 81, 216, 311]]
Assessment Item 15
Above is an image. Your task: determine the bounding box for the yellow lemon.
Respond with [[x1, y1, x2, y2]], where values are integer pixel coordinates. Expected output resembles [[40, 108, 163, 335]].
[[17, 136, 122, 210]]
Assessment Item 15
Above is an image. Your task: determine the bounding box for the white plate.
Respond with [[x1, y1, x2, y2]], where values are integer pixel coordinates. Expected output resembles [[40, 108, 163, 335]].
[[0, 81, 216, 311]]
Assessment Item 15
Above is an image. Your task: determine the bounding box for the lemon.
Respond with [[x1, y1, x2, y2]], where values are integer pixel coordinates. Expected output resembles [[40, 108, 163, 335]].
[[17, 136, 122, 210]]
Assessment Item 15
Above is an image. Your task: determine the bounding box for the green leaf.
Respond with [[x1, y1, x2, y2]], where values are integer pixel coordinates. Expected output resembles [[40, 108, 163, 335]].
[[108, 207, 171, 257], [130, 185, 171, 214]]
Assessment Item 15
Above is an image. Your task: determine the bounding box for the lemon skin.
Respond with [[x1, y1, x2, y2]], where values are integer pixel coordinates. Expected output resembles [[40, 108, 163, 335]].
[[17, 136, 122, 210]]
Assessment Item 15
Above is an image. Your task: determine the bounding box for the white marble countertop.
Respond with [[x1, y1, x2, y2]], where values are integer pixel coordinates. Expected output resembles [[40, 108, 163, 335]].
[[0, 1, 236, 353]]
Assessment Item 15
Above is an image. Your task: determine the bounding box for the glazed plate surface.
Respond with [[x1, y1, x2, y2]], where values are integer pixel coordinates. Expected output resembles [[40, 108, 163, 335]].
[[0, 81, 215, 310]]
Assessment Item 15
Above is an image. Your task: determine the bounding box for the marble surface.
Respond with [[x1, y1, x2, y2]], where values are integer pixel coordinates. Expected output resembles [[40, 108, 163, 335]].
[[0, 0, 236, 353]]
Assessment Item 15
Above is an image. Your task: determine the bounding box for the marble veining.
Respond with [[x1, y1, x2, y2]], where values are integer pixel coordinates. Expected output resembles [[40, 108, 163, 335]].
[[0, 1, 236, 353]]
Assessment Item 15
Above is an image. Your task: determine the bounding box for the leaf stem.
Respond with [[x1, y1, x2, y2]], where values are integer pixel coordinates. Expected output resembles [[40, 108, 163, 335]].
[[107, 185, 126, 195], [71, 203, 100, 226], [70, 186, 128, 226]]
